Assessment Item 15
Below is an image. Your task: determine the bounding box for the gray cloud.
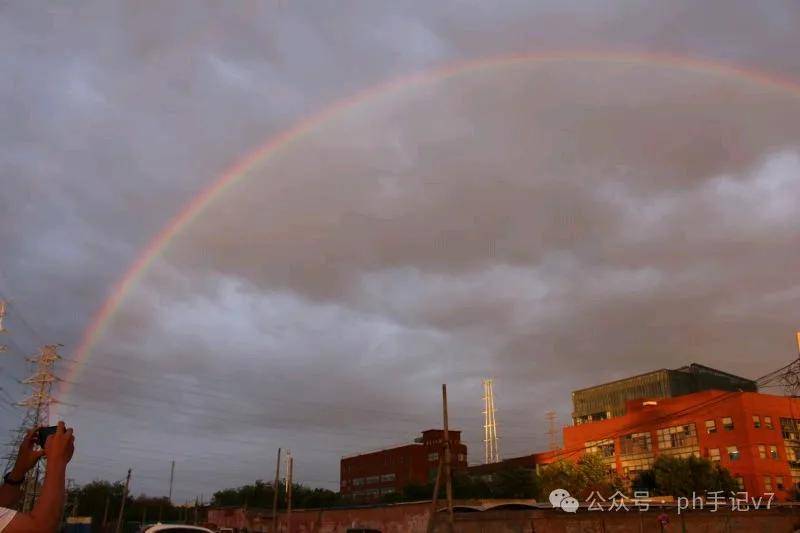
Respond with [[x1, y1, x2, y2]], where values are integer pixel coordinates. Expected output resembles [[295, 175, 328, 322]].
[[2, 0, 800, 501]]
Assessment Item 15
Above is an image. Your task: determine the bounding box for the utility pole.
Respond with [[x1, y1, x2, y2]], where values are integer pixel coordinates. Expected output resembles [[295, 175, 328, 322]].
[[272, 448, 281, 533], [193, 497, 198, 525], [168, 460, 175, 504], [6, 344, 63, 511], [115, 468, 131, 533], [546, 410, 559, 451], [425, 456, 443, 533], [71, 482, 79, 517], [482, 379, 500, 463], [102, 494, 110, 529], [63, 478, 78, 525], [285, 451, 293, 533], [442, 384, 454, 531]]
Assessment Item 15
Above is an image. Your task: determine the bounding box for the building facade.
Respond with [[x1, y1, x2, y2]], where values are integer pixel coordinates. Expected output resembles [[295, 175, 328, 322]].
[[340, 429, 468, 501], [563, 389, 800, 499], [571, 363, 757, 425]]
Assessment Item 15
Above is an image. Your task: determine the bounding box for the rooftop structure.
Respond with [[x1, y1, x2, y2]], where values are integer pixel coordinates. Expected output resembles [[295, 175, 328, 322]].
[[571, 363, 757, 425]]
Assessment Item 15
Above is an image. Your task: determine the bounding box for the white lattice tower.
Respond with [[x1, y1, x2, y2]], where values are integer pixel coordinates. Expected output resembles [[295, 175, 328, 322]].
[[482, 379, 500, 464]]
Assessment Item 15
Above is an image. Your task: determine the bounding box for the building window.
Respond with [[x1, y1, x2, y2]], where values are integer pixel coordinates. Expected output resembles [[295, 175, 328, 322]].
[[727, 446, 739, 461], [353, 478, 364, 486], [365, 476, 380, 485], [753, 415, 761, 428], [380, 487, 395, 495], [764, 477, 773, 492], [780, 418, 800, 439], [380, 473, 396, 483], [621, 432, 652, 455], [765, 416, 774, 430], [735, 477, 745, 490], [708, 448, 720, 462], [621, 457, 655, 479], [586, 439, 615, 458], [788, 447, 800, 467], [758, 445, 767, 459], [427, 452, 439, 462], [656, 424, 698, 450], [722, 417, 734, 431], [457, 454, 466, 462], [776, 476, 785, 490], [770, 445, 779, 460], [705, 420, 717, 434]]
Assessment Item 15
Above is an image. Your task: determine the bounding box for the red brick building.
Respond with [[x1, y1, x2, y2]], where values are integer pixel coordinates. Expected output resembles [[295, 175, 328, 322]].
[[340, 429, 468, 501], [562, 389, 800, 499]]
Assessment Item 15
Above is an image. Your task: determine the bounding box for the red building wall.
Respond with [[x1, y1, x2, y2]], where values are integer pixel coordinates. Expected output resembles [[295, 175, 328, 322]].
[[562, 390, 800, 500], [341, 430, 468, 501]]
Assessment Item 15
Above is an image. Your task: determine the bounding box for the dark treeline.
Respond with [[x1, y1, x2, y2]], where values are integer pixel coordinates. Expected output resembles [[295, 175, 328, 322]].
[[211, 479, 341, 509], [67, 480, 185, 532], [66, 454, 752, 532]]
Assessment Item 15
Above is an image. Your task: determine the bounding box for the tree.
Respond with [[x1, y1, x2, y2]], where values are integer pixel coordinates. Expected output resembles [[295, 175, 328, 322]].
[[211, 480, 343, 509], [633, 455, 738, 497], [402, 482, 436, 501], [538, 453, 621, 501], [67, 479, 183, 532], [491, 466, 539, 498], [538, 459, 583, 499], [578, 452, 623, 496], [452, 472, 491, 499], [212, 479, 282, 508]]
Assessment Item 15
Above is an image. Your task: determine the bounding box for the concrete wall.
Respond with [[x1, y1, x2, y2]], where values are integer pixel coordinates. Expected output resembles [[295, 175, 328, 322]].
[[437, 508, 800, 533], [208, 503, 800, 532]]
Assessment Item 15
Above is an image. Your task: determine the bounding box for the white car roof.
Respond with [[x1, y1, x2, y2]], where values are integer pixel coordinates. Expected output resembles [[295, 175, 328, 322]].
[[144, 525, 214, 533]]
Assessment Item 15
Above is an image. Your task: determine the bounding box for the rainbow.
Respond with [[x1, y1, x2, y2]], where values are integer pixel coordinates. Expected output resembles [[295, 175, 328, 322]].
[[59, 50, 800, 404]]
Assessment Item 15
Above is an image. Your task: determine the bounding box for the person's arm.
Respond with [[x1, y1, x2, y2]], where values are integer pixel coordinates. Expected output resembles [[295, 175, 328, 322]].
[[0, 430, 44, 508], [5, 422, 74, 533]]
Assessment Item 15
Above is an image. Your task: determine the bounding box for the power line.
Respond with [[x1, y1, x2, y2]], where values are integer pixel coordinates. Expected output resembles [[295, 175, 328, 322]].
[[0, 292, 46, 346]]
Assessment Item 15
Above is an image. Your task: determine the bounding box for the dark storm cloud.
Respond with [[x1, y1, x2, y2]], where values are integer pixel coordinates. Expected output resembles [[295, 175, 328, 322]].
[[2, 0, 800, 500]]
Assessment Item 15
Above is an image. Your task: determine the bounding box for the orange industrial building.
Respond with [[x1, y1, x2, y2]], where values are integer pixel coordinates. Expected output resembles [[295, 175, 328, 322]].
[[340, 429, 468, 501], [340, 363, 800, 501], [465, 363, 799, 501], [562, 389, 800, 499]]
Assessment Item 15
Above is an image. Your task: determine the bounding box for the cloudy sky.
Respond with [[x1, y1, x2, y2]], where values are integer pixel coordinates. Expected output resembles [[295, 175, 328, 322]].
[[2, 1, 800, 502]]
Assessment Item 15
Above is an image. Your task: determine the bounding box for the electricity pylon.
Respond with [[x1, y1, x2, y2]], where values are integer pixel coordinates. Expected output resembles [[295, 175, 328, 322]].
[[482, 379, 500, 463], [546, 410, 560, 451], [4, 344, 63, 511]]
